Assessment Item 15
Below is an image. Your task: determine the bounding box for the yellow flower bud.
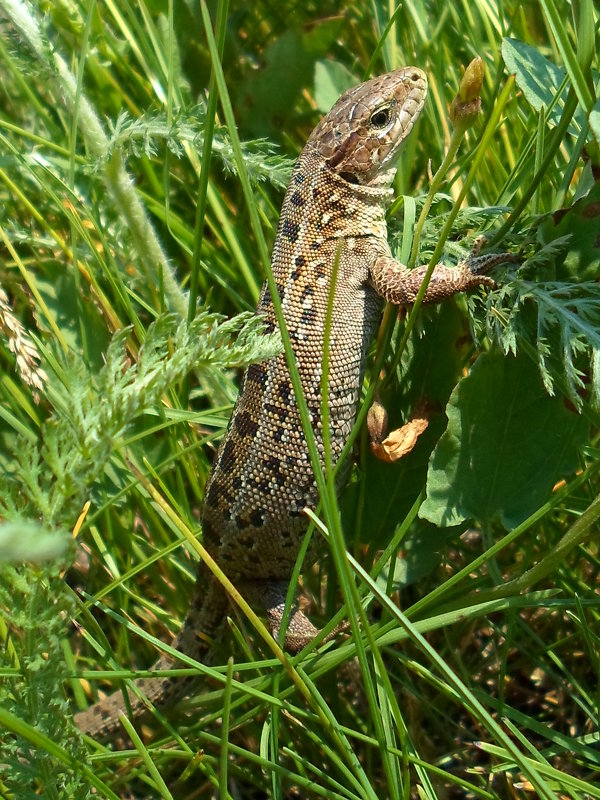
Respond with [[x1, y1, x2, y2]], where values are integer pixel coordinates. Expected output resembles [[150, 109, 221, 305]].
[[450, 57, 484, 129], [458, 56, 484, 102]]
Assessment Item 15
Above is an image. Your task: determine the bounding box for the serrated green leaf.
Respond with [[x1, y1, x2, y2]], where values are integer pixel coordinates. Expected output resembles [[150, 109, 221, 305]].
[[420, 351, 589, 529]]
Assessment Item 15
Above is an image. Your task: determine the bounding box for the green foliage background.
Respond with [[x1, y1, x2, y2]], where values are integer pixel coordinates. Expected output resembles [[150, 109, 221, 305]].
[[0, 1, 598, 798]]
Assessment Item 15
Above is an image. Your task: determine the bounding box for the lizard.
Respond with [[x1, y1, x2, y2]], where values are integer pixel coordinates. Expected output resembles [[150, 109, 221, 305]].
[[75, 66, 508, 739]]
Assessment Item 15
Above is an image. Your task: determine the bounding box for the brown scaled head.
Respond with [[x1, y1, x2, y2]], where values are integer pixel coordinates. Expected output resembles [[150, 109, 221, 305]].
[[308, 67, 427, 186]]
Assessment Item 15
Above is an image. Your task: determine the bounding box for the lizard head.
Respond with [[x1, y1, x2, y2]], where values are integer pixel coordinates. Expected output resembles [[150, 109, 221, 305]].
[[308, 67, 427, 186]]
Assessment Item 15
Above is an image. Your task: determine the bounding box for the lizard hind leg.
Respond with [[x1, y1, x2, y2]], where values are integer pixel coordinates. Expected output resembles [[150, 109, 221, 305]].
[[242, 580, 347, 655]]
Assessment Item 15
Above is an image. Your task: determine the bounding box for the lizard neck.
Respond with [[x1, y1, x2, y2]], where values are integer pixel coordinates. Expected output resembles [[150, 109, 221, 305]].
[[271, 149, 393, 274]]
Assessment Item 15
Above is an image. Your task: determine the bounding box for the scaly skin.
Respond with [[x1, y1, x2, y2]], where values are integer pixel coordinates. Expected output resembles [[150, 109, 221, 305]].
[[75, 67, 501, 739]]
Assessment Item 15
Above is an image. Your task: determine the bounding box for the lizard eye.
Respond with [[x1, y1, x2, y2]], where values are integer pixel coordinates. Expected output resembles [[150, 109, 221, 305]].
[[370, 107, 391, 128]]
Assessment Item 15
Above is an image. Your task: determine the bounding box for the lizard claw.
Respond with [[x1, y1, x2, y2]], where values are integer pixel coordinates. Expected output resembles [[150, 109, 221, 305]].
[[461, 235, 521, 277]]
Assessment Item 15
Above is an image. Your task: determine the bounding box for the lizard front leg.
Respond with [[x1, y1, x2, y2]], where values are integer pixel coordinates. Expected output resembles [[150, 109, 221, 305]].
[[369, 248, 517, 305]]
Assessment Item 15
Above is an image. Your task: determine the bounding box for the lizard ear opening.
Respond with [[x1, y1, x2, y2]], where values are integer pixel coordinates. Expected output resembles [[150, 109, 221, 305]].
[[338, 171, 360, 185]]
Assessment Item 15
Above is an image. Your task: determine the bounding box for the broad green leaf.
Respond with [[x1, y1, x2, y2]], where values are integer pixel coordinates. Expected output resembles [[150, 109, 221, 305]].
[[34, 267, 109, 368], [501, 37, 585, 136], [343, 303, 470, 548], [591, 97, 600, 146], [235, 19, 344, 139], [420, 351, 588, 529], [376, 522, 457, 591], [551, 181, 600, 282], [314, 60, 357, 114], [502, 37, 566, 117]]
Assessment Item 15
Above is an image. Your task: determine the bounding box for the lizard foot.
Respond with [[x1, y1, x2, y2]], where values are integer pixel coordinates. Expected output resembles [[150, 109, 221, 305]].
[[271, 608, 350, 654], [242, 579, 349, 654]]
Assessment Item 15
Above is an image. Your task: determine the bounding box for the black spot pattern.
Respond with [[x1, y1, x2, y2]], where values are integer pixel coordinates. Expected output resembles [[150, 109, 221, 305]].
[[282, 219, 300, 242], [263, 456, 284, 483], [301, 307, 317, 325], [234, 410, 259, 437], [265, 402, 289, 422], [220, 439, 237, 471], [247, 363, 267, 388], [277, 381, 291, 402], [75, 68, 433, 738], [273, 426, 285, 442]]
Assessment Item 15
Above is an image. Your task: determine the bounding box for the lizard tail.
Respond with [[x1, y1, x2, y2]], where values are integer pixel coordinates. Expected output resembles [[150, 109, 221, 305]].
[[74, 573, 228, 740]]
